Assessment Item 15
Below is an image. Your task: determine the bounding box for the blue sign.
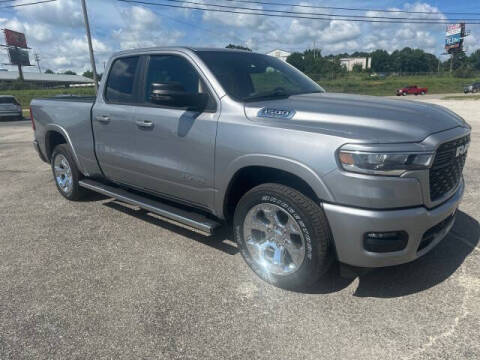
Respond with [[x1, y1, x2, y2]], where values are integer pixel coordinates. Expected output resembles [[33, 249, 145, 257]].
[[446, 33, 461, 45]]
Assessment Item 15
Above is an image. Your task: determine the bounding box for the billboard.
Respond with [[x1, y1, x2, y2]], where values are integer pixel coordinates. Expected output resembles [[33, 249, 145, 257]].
[[446, 24, 462, 37], [446, 33, 462, 46], [445, 23, 465, 54], [7, 47, 31, 66], [4, 29, 28, 49]]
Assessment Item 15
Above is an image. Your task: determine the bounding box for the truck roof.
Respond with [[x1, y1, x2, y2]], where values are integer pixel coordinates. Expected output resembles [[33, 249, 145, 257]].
[[111, 46, 252, 58]]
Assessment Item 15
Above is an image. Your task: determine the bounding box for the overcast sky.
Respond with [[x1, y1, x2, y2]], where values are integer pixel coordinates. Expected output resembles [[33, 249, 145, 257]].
[[1, 0, 479, 74]]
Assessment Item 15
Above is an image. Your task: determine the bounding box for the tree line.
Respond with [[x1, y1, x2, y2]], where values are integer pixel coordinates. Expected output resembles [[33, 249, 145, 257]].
[[285, 47, 480, 77]]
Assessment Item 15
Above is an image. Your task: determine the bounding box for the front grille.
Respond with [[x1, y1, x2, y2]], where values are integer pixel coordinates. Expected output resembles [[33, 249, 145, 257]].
[[429, 135, 469, 201]]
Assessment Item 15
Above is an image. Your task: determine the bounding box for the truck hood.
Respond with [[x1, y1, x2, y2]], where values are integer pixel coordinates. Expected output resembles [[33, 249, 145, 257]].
[[244, 92, 468, 143]]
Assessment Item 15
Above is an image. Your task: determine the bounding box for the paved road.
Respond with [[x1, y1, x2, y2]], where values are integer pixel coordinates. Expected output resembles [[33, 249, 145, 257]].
[[0, 99, 479, 359]]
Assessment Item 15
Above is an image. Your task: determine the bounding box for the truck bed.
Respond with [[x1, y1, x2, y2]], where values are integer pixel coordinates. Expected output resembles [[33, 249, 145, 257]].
[[30, 96, 101, 177]]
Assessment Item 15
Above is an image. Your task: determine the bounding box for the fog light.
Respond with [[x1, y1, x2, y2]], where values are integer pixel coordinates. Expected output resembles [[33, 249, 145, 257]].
[[363, 231, 408, 253]]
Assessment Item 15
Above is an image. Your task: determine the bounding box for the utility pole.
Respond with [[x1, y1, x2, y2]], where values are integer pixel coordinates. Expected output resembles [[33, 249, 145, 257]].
[[34, 53, 41, 73], [81, 0, 98, 91]]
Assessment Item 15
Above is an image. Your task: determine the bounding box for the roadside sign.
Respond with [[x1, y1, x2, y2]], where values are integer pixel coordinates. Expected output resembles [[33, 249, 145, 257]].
[[4, 29, 28, 49], [7, 47, 31, 66], [446, 24, 462, 37], [445, 33, 462, 46]]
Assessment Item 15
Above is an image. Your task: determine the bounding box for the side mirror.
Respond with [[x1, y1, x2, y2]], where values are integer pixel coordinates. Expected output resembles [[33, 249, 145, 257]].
[[149, 82, 209, 111]]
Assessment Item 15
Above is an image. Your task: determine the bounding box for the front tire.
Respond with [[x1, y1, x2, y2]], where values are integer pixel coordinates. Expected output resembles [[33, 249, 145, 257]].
[[233, 183, 333, 289], [51, 144, 87, 201]]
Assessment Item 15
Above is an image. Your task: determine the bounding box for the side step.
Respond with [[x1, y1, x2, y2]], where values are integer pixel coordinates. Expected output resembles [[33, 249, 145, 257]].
[[79, 179, 221, 234]]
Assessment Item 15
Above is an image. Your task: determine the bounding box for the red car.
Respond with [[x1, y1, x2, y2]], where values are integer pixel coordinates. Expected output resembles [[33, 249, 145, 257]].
[[396, 85, 428, 96]]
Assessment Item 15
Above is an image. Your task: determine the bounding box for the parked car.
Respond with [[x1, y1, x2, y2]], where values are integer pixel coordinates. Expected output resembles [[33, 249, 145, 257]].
[[0, 95, 22, 120], [396, 85, 428, 96], [31, 48, 470, 289], [464, 82, 480, 94]]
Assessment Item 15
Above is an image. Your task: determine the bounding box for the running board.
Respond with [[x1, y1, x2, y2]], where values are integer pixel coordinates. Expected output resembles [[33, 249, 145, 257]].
[[79, 179, 221, 234]]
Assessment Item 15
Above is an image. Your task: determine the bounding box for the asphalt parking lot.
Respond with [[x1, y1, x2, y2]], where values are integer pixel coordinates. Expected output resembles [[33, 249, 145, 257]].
[[1, 98, 479, 359]]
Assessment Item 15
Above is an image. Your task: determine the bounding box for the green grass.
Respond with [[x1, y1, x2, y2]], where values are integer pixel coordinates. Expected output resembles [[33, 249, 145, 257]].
[[0, 87, 96, 109], [317, 73, 480, 96], [442, 94, 480, 100]]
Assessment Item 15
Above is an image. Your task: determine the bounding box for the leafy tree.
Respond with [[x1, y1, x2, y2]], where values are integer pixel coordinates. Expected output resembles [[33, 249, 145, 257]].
[[82, 70, 93, 78], [44, 69, 54, 74], [64, 70, 77, 75], [468, 49, 480, 71], [369, 50, 390, 72], [286, 52, 305, 72], [226, 44, 251, 51]]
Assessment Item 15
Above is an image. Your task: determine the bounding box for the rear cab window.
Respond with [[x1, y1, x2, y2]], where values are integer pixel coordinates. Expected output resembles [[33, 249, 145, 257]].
[[104, 56, 140, 104]]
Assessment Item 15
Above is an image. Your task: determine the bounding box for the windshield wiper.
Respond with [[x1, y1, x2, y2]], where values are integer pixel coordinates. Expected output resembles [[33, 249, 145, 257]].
[[243, 90, 324, 102], [243, 89, 293, 102]]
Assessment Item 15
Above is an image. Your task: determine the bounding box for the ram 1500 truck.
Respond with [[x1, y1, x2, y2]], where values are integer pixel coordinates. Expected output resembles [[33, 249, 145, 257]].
[[31, 48, 470, 289]]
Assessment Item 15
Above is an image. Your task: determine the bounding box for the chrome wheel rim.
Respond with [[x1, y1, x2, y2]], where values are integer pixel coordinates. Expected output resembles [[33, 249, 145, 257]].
[[243, 203, 306, 276], [53, 154, 73, 194]]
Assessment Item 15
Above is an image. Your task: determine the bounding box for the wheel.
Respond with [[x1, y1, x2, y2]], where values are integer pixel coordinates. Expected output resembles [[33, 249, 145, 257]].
[[233, 183, 333, 289], [51, 144, 87, 201], [421, 91, 425, 95], [402, 92, 407, 96]]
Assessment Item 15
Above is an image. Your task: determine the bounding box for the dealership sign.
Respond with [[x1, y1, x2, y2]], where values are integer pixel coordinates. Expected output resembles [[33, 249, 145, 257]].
[[4, 29, 28, 49], [446, 24, 462, 36], [445, 33, 462, 46], [7, 47, 31, 66]]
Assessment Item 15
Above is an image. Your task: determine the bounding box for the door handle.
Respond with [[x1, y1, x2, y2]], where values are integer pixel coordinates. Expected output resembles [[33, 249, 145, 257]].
[[96, 115, 110, 124], [136, 120, 153, 128]]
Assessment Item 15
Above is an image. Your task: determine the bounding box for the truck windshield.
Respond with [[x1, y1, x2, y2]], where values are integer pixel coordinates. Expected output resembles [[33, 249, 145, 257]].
[[196, 51, 324, 102]]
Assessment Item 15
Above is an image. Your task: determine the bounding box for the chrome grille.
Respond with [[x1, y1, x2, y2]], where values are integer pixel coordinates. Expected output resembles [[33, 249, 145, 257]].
[[429, 135, 469, 201]]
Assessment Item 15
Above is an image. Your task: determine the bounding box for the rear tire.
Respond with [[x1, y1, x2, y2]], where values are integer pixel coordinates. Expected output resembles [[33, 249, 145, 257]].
[[421, 91, 425, 95], [51, 144, 87, 201], [233, 183, 333, 290]]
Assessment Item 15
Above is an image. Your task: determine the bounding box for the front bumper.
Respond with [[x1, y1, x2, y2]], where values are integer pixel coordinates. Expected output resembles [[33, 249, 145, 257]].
[[323, 179, 463, 267]]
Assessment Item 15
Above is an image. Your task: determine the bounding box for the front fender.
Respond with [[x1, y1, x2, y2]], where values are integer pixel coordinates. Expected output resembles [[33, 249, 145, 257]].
[[214, 154, 335, 219]]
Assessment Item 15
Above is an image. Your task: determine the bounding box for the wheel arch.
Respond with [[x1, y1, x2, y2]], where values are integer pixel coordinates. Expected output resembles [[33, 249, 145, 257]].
[[217, 155, 334, 221], [44, 124, 83, 173]]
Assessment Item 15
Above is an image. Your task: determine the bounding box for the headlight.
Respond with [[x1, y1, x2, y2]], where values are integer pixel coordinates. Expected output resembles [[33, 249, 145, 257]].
[[338, 150, 434, 176]]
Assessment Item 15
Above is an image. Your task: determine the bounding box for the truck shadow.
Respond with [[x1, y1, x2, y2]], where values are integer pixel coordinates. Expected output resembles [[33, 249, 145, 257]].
[[103, 200, 239, 256], [101, 199, 478, 298], [308, 210, 479, 298]]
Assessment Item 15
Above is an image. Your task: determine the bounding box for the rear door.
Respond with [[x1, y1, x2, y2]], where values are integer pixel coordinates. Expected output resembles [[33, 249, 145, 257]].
[[92, 55, 144, 186]]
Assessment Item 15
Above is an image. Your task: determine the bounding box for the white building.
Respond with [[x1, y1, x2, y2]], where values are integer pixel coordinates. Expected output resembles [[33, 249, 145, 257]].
[[266, 49, 291, 62], [340, 57, 371, 71]]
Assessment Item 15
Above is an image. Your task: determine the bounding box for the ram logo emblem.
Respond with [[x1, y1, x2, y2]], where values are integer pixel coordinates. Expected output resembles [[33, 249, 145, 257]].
[[455, 143, 469, 157]]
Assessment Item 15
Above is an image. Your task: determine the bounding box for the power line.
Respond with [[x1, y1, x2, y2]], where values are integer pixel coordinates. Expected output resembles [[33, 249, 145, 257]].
[[123, 0, 480, 22], [0, 0, 57, 9], [210, 0, 480, 17], [117, 0, 480, 24]]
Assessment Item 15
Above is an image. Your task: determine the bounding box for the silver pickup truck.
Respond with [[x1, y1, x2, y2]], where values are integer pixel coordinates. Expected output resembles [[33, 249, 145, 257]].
[[31, 47, 470, 289]]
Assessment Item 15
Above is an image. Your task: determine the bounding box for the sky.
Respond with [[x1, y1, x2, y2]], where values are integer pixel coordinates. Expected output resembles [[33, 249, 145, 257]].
[[1, 0, 479, 74]]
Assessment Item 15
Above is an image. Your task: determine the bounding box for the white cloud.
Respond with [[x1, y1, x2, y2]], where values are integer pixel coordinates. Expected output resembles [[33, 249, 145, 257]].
[[14, 0, 83, 28], [112, 6, 184, 50]]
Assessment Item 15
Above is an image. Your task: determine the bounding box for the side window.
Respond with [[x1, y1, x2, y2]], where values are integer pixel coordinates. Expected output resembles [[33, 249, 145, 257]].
[[144, 55, 216, 111], [105, 56, 139, 103]]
